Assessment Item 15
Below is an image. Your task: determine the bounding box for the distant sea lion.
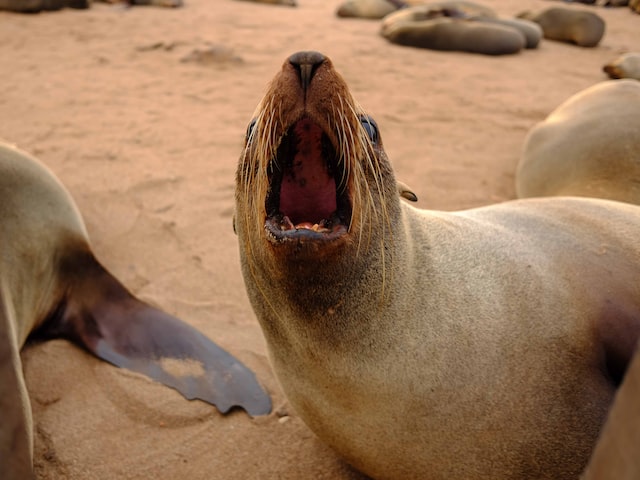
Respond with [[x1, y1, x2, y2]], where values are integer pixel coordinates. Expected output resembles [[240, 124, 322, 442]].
[[0, 0, 183, 11], [516, 80, 640, 204], [234, 51, 640, 479], [603, 52, 640, 80], [467, 15, 543, 48], [381, 13, 527, 55], [0, 142, 271, 478], [518, 7, 605, 47], [336, 0, 494, 20], [0, 0, 87, 12], [234, 0, 296, 6], [336, 0, 399, 19]]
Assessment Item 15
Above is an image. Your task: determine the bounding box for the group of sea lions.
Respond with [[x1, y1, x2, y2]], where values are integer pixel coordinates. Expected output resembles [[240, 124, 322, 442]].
[[234, 50, 640, 479], [339, 0, 640, 54], [0, 0, 293, 13]]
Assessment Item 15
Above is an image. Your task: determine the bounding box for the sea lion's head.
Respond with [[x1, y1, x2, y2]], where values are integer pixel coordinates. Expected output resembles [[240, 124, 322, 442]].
[[235, 51, 400, 265], [234, 51, 403, 324]]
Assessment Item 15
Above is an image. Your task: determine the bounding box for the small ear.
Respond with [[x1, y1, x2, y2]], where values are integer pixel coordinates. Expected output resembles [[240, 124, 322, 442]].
[[397, 181, 418, 202], [54, 258, 271, 417]]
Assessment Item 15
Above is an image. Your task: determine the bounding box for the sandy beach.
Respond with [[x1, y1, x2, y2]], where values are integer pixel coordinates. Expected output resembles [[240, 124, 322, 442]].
[[1, 0, 638, 478]]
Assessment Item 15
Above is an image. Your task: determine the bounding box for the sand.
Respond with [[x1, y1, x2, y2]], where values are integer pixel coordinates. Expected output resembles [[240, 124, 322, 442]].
[[1, 0, 638, 478]]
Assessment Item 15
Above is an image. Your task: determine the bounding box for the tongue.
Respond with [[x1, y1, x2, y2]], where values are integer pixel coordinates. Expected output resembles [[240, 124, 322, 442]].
[[279, 119, 336, 225]]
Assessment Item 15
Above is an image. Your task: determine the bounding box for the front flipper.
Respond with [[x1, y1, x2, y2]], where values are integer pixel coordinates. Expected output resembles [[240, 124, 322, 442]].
[[91, 305, 272, 417], [46, 250, 271, 417]]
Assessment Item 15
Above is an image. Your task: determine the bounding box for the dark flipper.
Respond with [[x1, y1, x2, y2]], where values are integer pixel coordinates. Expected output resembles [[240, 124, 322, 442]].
[[45, 247, 271, 417]]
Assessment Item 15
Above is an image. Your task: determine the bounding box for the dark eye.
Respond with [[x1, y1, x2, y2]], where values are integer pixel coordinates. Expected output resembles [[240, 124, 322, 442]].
[[246, 118, 257, 141], [360, 116, 378, 144]]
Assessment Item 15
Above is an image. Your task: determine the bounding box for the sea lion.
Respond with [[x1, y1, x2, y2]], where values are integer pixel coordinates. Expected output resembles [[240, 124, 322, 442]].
[[0, 0, 87, 12], [516, 79, 640, 204], [234, 50, 640, 480], [0, 0, 183, 11], [336, 0, 399, 19], [0, 142, 271, 478], [581, 344, 640, 480], [472, 16, 542, 48], [381, 14, 527, 55], [234, 0, 296, 6], [517, 7, 605, 47], [603, 52, 640, 80]]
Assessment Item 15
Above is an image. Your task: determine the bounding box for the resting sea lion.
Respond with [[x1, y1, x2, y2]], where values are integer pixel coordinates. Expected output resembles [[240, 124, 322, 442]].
[[518, 7, 605, 47], [0, 142, 271, 479], [603, 52, 640, 80], [336, 0, 493, 20], [468, 15, 543, 49], [234, 50, 640, 480], [0, 0, 87, 12], [0, 0, 184, 11], [516, 79, 640, 204], [234, 0, 296, 6], [336, 0, 400, 19], [381, 12, 526, 55]]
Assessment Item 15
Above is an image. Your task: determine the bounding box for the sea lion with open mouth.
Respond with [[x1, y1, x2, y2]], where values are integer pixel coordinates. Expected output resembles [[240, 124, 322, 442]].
[[234, 51, 640, 479], [0, 142, 271, 479]]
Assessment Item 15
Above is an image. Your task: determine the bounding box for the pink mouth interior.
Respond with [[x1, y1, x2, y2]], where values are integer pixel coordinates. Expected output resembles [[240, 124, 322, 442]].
[[279, 118, 337, 227]]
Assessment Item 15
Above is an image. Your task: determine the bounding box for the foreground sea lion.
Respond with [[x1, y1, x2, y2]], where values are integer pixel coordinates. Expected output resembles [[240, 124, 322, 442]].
[[381, 9, 527, 55], [234, 50, 640, 480], [0, 142, 271, 479], [518, 7, 605, 47], [603, 52, 640, 80], [516, 79, 640, 204]]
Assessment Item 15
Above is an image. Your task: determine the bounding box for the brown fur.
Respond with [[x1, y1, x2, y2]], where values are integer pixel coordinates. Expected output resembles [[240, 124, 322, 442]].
[[235, 51, 640, 479], [516, 80, 640, 204]]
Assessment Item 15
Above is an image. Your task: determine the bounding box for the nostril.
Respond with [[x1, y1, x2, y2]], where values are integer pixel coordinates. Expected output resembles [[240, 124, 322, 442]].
[[288, 51, 326, 91]]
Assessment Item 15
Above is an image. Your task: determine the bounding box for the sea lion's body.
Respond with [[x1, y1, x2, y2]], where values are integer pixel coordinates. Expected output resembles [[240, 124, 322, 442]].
[[604, 52, 640, 80], [0, 142, 270, 478], [516, 79, 640, 204], [381, 13, 527, 55], [336, 0, 493, 20], [518, 7, 605, 47], [336, 0, 399, 19], [235, 52, 640, 479]]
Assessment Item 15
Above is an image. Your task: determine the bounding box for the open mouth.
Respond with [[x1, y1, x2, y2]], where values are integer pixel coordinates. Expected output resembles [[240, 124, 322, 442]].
[[265, 117, 351, 243]]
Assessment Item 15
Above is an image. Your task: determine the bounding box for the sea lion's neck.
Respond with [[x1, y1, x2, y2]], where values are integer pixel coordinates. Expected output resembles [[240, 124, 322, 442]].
[[242, 201, 409, 359]]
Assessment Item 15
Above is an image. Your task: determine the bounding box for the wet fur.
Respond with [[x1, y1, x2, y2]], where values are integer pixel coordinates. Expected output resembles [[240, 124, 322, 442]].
[[235, 52, 640, 479]]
